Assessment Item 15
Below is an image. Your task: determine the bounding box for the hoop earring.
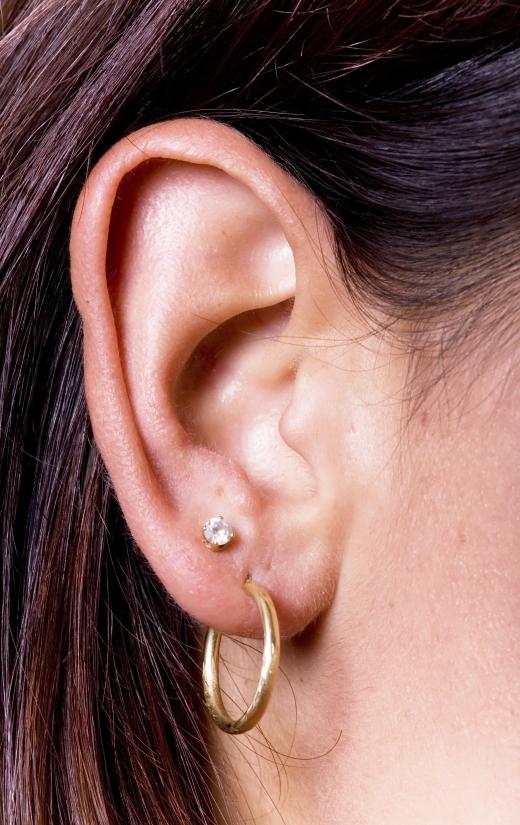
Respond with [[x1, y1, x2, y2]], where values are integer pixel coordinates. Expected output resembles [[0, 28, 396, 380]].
[[202, 577, 280, 735]]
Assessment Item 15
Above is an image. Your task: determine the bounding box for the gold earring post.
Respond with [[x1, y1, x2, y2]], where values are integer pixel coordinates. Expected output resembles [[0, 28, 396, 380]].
[[202, 578, 280, 735]]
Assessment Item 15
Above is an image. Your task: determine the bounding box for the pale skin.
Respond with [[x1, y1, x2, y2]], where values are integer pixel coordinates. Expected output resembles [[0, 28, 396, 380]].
[[70, 119, 520, 824]]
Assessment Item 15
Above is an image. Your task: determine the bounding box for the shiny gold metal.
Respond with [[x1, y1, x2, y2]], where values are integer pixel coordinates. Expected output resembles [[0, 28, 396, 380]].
[[202, 578, 280, 734]]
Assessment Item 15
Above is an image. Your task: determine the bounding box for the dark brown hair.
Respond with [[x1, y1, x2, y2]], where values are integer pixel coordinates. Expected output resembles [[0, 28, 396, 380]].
[[1, 2, 519, 822]]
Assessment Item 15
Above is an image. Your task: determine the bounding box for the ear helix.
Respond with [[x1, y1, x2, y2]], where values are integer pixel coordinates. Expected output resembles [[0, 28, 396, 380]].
[[200, 516, 280, 734]]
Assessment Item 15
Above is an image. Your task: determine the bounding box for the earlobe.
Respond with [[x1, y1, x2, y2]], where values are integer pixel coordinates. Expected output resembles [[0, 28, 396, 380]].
[[70, 118, 341, 639]]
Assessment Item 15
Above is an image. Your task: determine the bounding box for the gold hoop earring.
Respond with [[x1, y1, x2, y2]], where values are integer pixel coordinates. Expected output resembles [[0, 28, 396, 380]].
[[202, 577, 280, 735]]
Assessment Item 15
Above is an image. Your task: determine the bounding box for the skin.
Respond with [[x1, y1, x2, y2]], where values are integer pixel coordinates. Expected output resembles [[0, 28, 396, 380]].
[[70, 119, 520, 824]]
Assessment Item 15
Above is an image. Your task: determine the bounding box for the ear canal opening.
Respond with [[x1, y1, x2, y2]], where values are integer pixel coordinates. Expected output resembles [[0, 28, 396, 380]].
[[174, 297, 295, 442]]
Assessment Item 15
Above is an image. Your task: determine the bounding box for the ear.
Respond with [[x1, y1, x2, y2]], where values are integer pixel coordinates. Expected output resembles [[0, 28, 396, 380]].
[[70, 118, 341, 637]]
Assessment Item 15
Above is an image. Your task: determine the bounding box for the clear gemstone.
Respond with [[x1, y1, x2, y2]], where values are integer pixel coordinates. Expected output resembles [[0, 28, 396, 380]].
[[202, 515, 234, 548]]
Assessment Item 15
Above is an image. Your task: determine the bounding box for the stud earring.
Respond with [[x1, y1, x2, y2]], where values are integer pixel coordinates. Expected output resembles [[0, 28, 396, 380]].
[[201, 515, 234, 550], [202, 576, 280, 734]]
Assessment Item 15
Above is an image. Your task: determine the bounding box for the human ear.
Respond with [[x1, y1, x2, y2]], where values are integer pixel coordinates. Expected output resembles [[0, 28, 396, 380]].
[[69, 118, 341, 638]]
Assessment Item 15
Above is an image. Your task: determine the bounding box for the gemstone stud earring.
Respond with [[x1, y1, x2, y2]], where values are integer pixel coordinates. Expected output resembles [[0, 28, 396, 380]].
[[201, 515, 234, 550]]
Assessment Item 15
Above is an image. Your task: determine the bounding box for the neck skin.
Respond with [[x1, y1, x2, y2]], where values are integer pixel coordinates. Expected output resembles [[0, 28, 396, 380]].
[[211, 358, 520, 825]]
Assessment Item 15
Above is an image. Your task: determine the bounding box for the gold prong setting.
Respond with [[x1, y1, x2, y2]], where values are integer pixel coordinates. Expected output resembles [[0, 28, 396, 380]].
[[202, 515, 234, 550]]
